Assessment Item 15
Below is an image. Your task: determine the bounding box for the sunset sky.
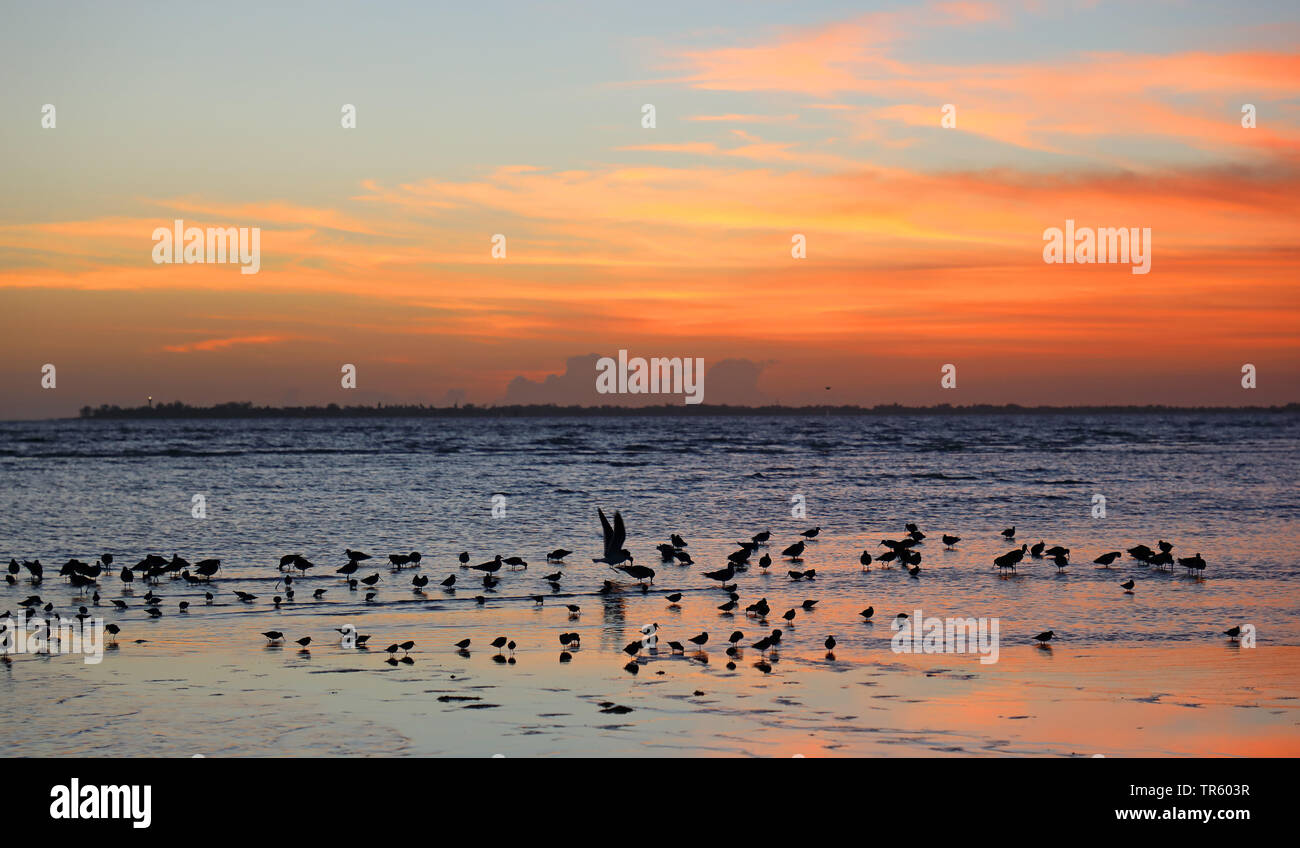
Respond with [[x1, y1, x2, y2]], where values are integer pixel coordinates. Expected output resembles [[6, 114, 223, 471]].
[[1, 0, 1297, 418]]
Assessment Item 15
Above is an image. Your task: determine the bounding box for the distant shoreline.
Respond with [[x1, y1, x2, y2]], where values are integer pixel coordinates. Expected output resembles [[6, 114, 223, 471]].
[[57, 400, 1300, 421]]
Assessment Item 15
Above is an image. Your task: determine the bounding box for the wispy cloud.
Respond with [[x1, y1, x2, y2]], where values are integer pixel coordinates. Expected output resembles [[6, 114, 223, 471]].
[[162, 335, 293, 353]]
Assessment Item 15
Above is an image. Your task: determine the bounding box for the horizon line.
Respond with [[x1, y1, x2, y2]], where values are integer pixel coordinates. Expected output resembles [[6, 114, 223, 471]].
[[28, 400, 1300, 423]]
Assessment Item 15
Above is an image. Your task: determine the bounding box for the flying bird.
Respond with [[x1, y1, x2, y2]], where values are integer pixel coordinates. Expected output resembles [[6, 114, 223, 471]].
[[593, 509, 634, 568]]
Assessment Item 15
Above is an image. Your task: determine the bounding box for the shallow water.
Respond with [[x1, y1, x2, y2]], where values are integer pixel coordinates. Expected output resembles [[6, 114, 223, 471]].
[[1, 413, 1297, 756], [2, 414, 1297, 645]]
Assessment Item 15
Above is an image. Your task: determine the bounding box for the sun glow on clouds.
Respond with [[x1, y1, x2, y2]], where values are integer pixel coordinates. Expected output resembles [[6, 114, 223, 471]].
[[1, 1, 1298, 415], [162, 335, 292, 354]]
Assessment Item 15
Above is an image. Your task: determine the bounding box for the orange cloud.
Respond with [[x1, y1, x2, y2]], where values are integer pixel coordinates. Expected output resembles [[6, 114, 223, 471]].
[[162, 335, 293, 353], [662, 12, 1300, 161]]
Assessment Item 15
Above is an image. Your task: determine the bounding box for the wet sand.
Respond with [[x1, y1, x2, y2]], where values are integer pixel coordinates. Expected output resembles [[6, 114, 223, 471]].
[[3, 610, 1295, 757]]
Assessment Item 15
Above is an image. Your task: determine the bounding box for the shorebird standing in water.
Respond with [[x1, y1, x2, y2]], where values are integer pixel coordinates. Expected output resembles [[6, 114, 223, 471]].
[[471, 555, 503, 576], [617, 563, 656, 584], [703, 564, 736, 583], [994, 544, 1028, 573], [1127, 544, 1154, 563]]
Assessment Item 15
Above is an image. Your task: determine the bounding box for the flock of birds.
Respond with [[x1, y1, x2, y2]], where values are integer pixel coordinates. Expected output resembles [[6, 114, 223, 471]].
[[1, 510, 1247, 672]]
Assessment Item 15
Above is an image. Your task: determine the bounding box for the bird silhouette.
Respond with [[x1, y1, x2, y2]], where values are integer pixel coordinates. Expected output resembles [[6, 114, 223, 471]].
[[471, 556, 503, 575], [592, 508, 634, 569]]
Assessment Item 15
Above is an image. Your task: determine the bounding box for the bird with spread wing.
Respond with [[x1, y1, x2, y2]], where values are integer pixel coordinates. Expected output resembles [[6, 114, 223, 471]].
[[594, 508, 655, 583]]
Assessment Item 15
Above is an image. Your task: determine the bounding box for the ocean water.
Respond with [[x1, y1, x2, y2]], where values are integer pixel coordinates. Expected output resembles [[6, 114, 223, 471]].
[[1, 412, 1297, 650]]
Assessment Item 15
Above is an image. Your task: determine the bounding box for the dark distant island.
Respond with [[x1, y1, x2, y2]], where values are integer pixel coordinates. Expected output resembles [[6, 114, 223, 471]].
[[76, 401, 1300, 420]]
